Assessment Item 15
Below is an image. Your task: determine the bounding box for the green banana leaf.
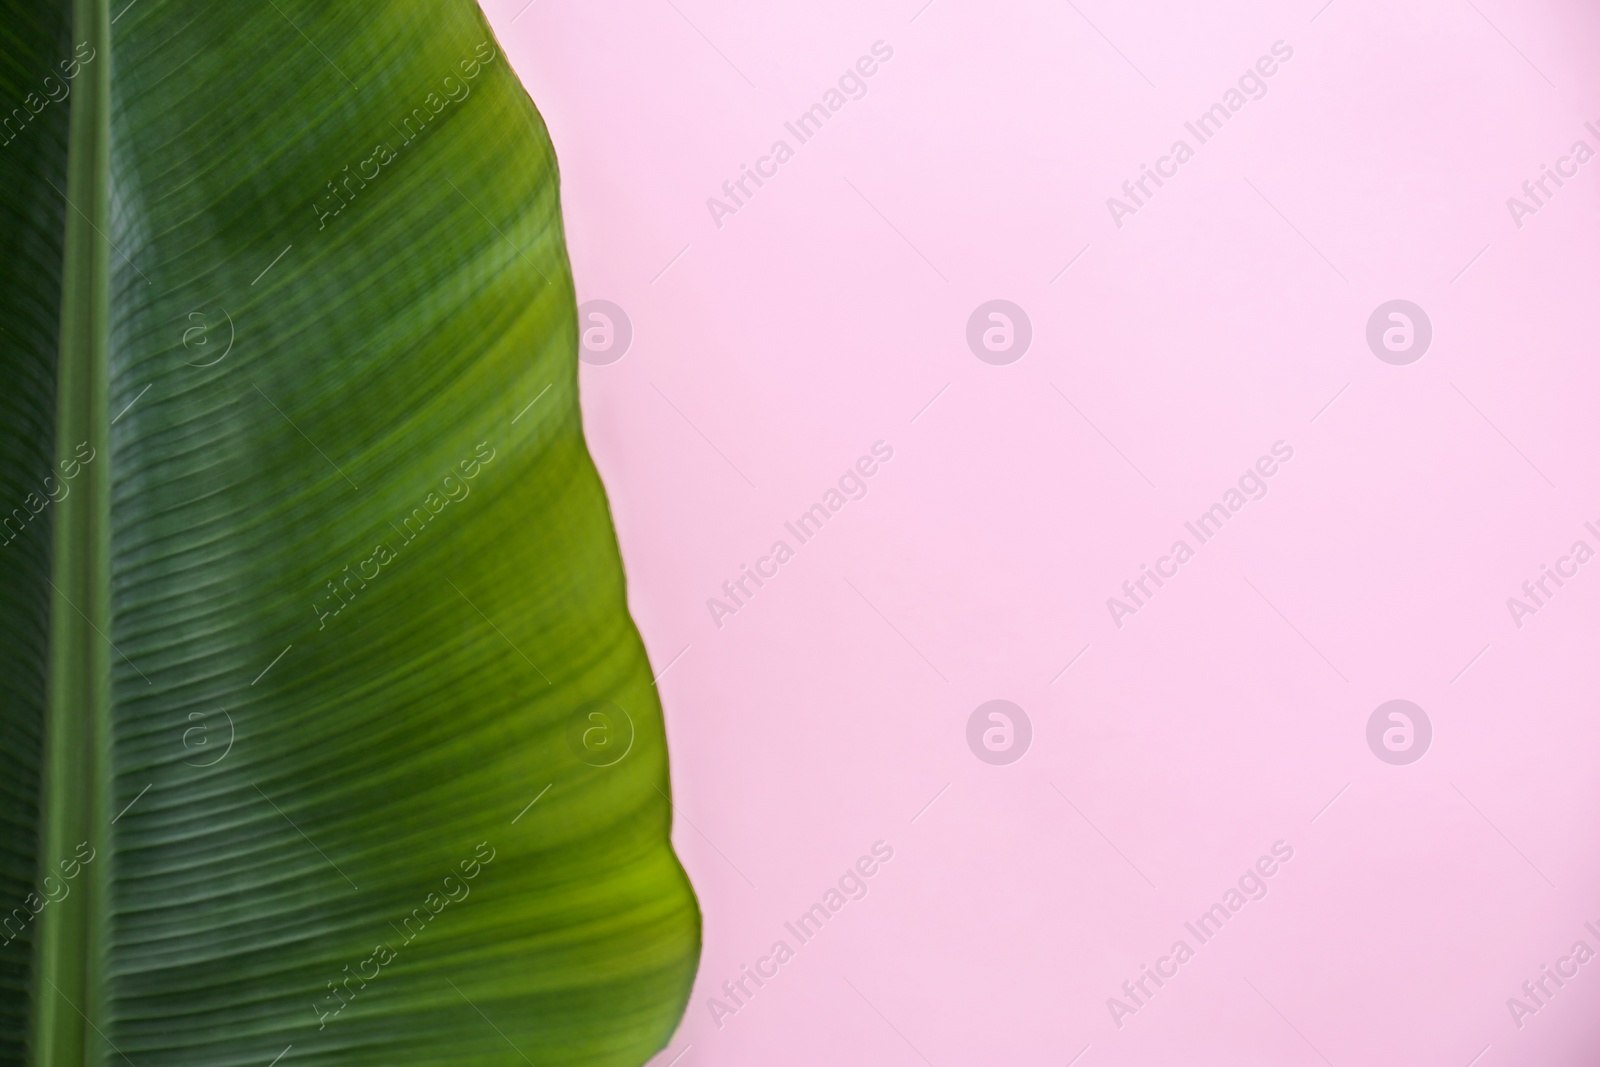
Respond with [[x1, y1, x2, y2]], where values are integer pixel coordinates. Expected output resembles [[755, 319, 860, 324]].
[[0, 2, 701, 1065]]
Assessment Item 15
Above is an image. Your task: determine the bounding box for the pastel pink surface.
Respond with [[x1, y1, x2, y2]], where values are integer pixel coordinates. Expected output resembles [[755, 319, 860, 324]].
[[489, 1, 1600, 1063]]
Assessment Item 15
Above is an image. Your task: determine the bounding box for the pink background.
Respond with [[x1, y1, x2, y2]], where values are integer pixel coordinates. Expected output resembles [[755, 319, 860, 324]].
[[489, 1, 1600, 1063]]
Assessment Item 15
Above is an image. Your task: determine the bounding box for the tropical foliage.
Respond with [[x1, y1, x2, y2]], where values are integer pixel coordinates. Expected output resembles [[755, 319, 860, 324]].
[[0, 2, 700, 1064]]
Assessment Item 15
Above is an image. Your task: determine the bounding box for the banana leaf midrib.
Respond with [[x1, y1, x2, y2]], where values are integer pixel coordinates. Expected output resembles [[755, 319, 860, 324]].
[[35, 0, 111, 1063]]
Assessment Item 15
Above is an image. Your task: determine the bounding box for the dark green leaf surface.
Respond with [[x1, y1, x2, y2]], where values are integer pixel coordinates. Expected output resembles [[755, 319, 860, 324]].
[[0, 2, 700, 1065], [0, 2, 73, 1064]]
